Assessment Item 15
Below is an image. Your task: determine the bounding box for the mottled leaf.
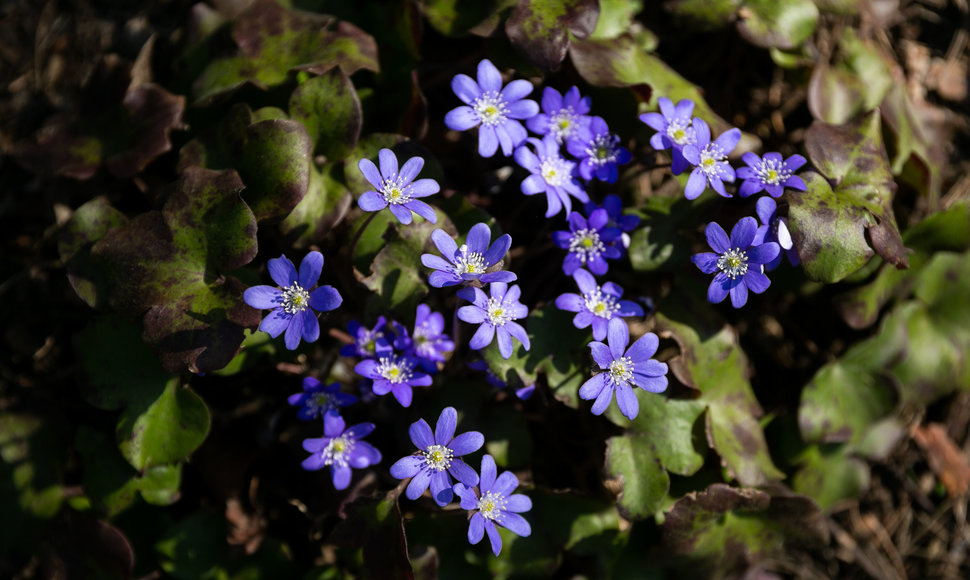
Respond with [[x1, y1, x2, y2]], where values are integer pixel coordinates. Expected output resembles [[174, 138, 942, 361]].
[[281, 163, 353, 248], [591, 0, 644, 38], [289, 69, 362, 160], [239, 119, 312, 221], [506, 0, 600, 70], [881, 79, 946, 203], [423, 0, 507, 36], [792, 445, 870, 511], [628, 196, 695, 271], [807, 30, 892, 124], [736, 0, 818, 50], [362, 212, 447, 313], [60, 197, 129, 308]]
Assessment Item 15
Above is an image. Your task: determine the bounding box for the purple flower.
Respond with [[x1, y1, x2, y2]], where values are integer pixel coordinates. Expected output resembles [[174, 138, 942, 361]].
[[420, 223, 516, 288], [566, 116, 632, 183], [691, 217, 780, 308], [354, 354, 432, 407], [288, 377, 357, 422], [737, 152, 807, 198], [682, 119, 741, 200], [444, 59, 539, 158], [554, 269, 644, 341], [457, 282, 530, 359], [340, 316, 391, 359], [514, 135, 588, 218], [639, 97, 697, 175], [301, 415, 381, 490], [552, 209, 622, 276], [357, 149, 440, 224], [525, 86, 592, 143], [583, 194, 640, 233], [453, 454, 532, 556], [753, 196, 798, 270], [395, 304, 454, 372], [243, 252, 342, 350], [389, 407, 484, 506], [579, 318, 668, 420]]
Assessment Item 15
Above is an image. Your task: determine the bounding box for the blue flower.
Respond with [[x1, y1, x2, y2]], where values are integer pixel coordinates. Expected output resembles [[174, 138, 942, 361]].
[[301, 415, 381, 490], [566, 116, 632, 183], [393, 304, 454, 373], [737, 152, 807, 198], [339, 316, 391, 359], [554, 269, 644, 341], [358, 149, 439, 224], [390, 407, 484, 506], [525, 86, 592, 143], [639, 97, 697, 175], [579, 318, 668, 420], [243, 252, 342, 350], [444, 59, 539, 158], [288, 377, 357, 422], [453, 454, 532, 556], [514, 135, 588, 218], [457, 283, 530, 359], [583, 194, 640, 234], [354, 354, 432, 407], [681, 119, 741, 200], [753, 196, 799, 270], [552, 209, 622, 276], [420, 223, 516, 288], [691, 217, 780, 308]]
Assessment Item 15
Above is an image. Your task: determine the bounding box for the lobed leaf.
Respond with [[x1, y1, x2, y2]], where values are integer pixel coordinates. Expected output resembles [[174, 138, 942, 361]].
[[505, 0, 600, 70]]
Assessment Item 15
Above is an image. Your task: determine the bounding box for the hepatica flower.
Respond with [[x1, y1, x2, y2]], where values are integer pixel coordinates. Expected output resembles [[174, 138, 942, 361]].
[[737, 151, 807, 198], [753, 196, 799, 270], [579, 318, 668, 420], [421, 223, 516, 288], [390, 407, 483, 506], [639, 97, 696, 175], [691, 217, 780, 308], [397, 304, 454, 372], [552, 209, 622, 276], [525, 86, 591, 143], [354, 354, 432, 407], [288, 377, 357, 422], [457, 282, 530, 359], [682, 119, 741, 200], [454, 454, 532, 556], [566, 116, 631, 183], [555, 269, 644, 341], [444, 59, 539, 157], [514, 135, 588, 218], [301, 415, 381, 490], [358, 148, 439, 224], [243, 252, 342, 350], [340, 317, 390, 359]]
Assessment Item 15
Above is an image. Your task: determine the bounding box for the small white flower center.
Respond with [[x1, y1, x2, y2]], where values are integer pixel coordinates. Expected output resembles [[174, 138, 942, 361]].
[[453, 244, 487, 275], [477, 491, 508, 522], [321, 435, 354, 468], [541, 156, 571, 187], [665, 119, 695, 146], [585, 134, 620, 166], [699, 144, 728, 180], [583, 287, 620, 319], [568, 229, 604, 264], [380, 175, 411, 204], [717, 248, 749, 279], [549, 108, 578, 142], [423, 444, 454, 471], [755, 158, 792, 185], [377, 356, 414, 384], [487, 298, 513, 326], [280, 283, 311, 314], [306, 392, 332, 416], [473, 91, 508, 127], [608, 356, 635, 387]]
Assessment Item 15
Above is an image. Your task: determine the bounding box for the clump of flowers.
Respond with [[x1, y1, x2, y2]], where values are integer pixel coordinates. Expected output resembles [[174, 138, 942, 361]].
[[457, 282, 530, 359], [390, 407, 483, 506], [579, 318, 668, 420], [526, 86, 591, 144], [691, 217, 780, 308], [514, 135, 588, 218], [444, 59, 539, 157], [682, 119, 741, 200], [243, 252, 342, 350], [555, 269, 644, 341], [552, 209, 622, 276], [453, 454, 532, 556], [301, 415, 381, 490], [358, 148, 440, 224], [421, 223, 516, 288], [566, 116, 631, 183], [639, 96, 697, 174]]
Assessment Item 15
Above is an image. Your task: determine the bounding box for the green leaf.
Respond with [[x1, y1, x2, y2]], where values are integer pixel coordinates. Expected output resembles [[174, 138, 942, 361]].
[[239, 119, 312, 222], [193, 0, 378, 104], [423, 0, 508, 36], [60, 197, 129, 308], [75, 426, 140, 516], [117, 379, 211, 471], [289, 69, 362, 161], [807, 30, 892, 124], [281, 163, 353, 248], [505, 0, 600, 70], [591, 0, 644, 38], [664, 0, 738, 31], [139, 464, 183, 506], [736, 0, 818, 50], [628, 196, 695, 272], [791, 445, 870, 511], [0, 413, 65, 520], [788, 111, 908, 283]]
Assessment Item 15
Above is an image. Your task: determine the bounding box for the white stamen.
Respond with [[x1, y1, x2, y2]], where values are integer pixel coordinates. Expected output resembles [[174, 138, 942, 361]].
[[453, 244, 487, 276], [665, 119, 695, 147], [473, 91, 508, 127], [477, 491, 508, 522], [583, 287, 620, 319], [280, 283, 311, 314], [608, 356, 635, 387], [486, 298, 513, 326], [549, 107, 578, 142], [754, 158, 792, 185], [541, 156, 571, 187], [377, 356, 414, 384], [717, 248, 749, 279], [321, 435, 354, 468], [585, 134, 620, 167], [699, 144, 729, 180], [380, 174, 412, 204], [423, 444, 454, 471], [568, 229, 605, 264]]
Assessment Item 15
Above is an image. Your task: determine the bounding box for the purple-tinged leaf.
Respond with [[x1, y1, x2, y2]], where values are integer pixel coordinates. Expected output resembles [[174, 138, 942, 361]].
[[505, 0, 599, 70]]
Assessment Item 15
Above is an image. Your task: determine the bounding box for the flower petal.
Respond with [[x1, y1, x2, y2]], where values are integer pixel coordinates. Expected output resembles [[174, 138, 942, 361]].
[[607, 318, 629, 359], [484, 234, 512, 267], [480, 454, 497, 491], [268, 254, 298, 287], [633, 372, 668, 393], [730, 217, 757, 249], [744, 270, 771, 294], [388, 202, 412, 224], [457, 305, 487, 324], [430, 470, 453, 506], [378, 148, 398, 179], [626, 332, 659, 361], [331, 465, 352, 490], [705, 222, 731, 254], [450, 431, 484, 456], [477, 59, 502, 93], [478, 125, 499, 157], [466, 223, 491, 253], [445, 106, 480, 131], [707, 273, 731, 304], [468, 512, 485, 545], [390, 455, 424, 479], [591, 382, 614, 415], [409, 178, 440, 197], [691, 252, 720, 274], [485, 520, 503, 555], [747, 241, 780, 265], [615, 383, 639, 420], [578, 373, 608, 400], [469, 323, 495, 350], [406, 467, 432, 499], [452, 74, 480, 104], [309, 286, 342, 312], [506, 494, 532, 513], [358, 158, 383, 189], [448, 458, 479, 486], [409, 418, 435, 449], [431, 229, 458, 260], [391, 384, 413, 407], [284, 313, 304, 350], [492, 472, 519, 497], [399, 156, 424, 183], [555, 292, 584, 312], [244, 286, 282, 309], [435, 407, 457, 445], [729, 280, 749, 308], [300, 310, 320, 344], [358, 191, 387, 212], [405, 200, 437, 223], [501, 79, 534, 103], [684, 169, 707, 200]]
